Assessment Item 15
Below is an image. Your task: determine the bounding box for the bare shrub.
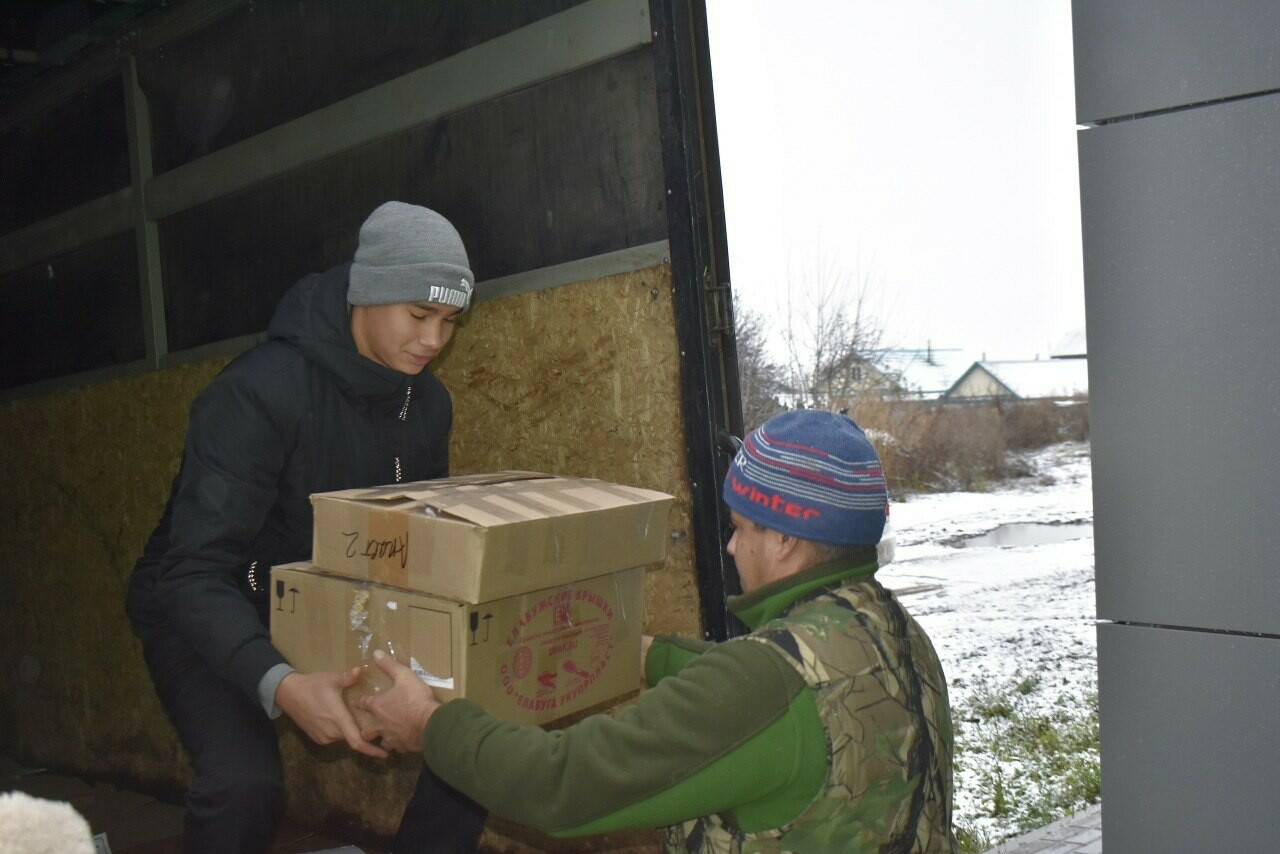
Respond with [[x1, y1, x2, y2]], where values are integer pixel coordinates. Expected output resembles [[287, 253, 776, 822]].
[[1057, 398, 1090, 442], [923, 405, 1008, 491], [847, 397, 1089, 497], [849, 400, 1007, 496], [1001, 398, 1090, 449], [1000, 400, 1060, 450], [733, 303, 789, 432], [779, 255, 890, 411]]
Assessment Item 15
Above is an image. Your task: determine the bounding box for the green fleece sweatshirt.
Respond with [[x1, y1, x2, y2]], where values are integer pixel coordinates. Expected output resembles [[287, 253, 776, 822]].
[[420, 558, 878, 837]]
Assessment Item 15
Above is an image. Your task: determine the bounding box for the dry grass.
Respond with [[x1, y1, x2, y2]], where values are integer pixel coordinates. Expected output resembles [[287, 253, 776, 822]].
[[846, 398, 1089, 497], [999, 397, 1089, 450]]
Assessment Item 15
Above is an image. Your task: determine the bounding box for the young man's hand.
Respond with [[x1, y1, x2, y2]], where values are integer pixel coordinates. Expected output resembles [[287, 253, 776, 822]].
[[275, 668, 388, 759], [355, 649, 441, 753]]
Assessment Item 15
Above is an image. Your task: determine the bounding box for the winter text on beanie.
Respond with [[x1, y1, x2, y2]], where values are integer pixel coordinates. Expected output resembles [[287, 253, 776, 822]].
[[347, 201, 474, 310], [723, 410, 888, 546]]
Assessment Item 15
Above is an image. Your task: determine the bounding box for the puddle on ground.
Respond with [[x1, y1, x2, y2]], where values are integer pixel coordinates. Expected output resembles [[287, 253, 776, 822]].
[[957, 522, 1093, 548]]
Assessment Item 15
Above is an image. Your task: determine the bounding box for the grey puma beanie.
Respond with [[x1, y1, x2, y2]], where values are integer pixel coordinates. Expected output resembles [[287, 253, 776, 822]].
[[347, 201, 474, 311]]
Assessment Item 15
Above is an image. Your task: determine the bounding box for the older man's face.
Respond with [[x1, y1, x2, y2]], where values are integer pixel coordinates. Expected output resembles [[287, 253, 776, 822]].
[[726, 509, 783, 593]]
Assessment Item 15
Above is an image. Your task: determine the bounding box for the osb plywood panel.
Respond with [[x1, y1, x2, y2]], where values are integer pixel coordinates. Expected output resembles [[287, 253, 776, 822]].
[[0, 262, 701, 850], [0, 357, 228, 788], [436, 262, 700, 642]]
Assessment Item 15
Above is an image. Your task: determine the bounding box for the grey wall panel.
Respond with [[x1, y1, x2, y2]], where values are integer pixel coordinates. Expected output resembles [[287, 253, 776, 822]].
[[1073, 0, 1280, 123], [1079, 95, 1280, 635], [1097, 623, 1280, 851]]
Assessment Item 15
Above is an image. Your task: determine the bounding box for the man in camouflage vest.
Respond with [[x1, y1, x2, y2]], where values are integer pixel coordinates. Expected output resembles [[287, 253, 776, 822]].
[[358, 410, 959, 853]]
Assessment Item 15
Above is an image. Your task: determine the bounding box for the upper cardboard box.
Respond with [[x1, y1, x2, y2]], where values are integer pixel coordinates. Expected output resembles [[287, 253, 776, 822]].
[[311, 471, 673, 602]]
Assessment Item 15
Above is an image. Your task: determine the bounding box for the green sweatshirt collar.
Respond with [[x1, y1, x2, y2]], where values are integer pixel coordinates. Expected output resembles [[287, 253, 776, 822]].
[[728, 553, 879, 629]]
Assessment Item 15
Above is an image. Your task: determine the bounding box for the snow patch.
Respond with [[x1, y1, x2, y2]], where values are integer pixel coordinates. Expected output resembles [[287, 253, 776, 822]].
[[879, 441, 1098, 844]]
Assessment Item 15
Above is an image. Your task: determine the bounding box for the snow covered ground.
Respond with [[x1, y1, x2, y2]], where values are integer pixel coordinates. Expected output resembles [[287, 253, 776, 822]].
[[878, 440, 1099, 844]]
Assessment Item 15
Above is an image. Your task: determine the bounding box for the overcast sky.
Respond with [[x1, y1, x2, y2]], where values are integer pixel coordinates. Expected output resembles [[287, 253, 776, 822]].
[[705, 0, 1084, 361]]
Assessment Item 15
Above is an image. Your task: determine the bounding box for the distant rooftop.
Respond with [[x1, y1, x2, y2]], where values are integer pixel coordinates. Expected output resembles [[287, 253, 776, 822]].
[[875, 346, 975, 400], [947, 358, 1089, 400], [1051, 328, 1088, 359]]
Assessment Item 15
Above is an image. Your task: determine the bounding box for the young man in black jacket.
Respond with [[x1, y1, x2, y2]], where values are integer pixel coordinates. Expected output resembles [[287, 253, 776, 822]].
[[126, 201, 486, 854]]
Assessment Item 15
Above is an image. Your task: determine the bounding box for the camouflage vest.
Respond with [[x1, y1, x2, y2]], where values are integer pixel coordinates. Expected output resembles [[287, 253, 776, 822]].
[[664, 578, 958, 854]]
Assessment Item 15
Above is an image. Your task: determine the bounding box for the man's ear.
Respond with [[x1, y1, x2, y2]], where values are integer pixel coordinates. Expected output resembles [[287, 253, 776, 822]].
[[776, 533, 824, 575], [774, 532, 803, 562]]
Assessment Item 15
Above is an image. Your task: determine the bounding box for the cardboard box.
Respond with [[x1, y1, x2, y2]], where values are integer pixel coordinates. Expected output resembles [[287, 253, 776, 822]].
[[309, 471, 672, 602], [270, 562, 645, 726]]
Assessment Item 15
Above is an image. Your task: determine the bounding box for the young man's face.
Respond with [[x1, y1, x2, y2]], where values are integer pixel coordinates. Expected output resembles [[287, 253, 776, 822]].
[[726, 509, 783, 593], [351, 300, 461, 375]]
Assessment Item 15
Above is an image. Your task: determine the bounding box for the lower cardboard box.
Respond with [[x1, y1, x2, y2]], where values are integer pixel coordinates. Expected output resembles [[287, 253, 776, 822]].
[[270, 561, 644, 726]]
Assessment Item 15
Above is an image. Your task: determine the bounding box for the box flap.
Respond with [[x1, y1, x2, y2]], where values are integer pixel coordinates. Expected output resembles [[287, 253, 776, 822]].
[[319, 471, 554, 505], [424, 477, 672, 528], [315, 473, 672, 529]]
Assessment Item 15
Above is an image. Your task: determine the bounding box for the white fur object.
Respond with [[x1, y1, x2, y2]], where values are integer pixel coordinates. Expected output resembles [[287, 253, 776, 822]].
[[0, 791, 95, 854], [877, 519, 896, 566]]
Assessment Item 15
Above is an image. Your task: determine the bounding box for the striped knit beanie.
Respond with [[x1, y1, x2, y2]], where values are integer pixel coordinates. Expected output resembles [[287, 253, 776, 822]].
[[724, 410, 888, 546]]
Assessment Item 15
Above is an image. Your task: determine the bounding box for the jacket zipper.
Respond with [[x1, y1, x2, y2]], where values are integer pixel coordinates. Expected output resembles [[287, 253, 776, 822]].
[[394, 385, 412, 483]]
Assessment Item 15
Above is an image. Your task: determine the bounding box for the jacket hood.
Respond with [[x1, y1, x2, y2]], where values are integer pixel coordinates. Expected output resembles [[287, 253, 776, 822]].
[[267, 261, 412, 400]]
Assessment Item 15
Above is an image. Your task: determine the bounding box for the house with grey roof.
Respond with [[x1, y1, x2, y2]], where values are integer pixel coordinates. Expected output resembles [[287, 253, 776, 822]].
[[943, 357, 1089, 400], [941, 327, 1089, 401]]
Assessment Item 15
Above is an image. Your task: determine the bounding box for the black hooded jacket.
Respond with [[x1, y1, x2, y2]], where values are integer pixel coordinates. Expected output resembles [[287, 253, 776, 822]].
[[126, 262, 452, 701]]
